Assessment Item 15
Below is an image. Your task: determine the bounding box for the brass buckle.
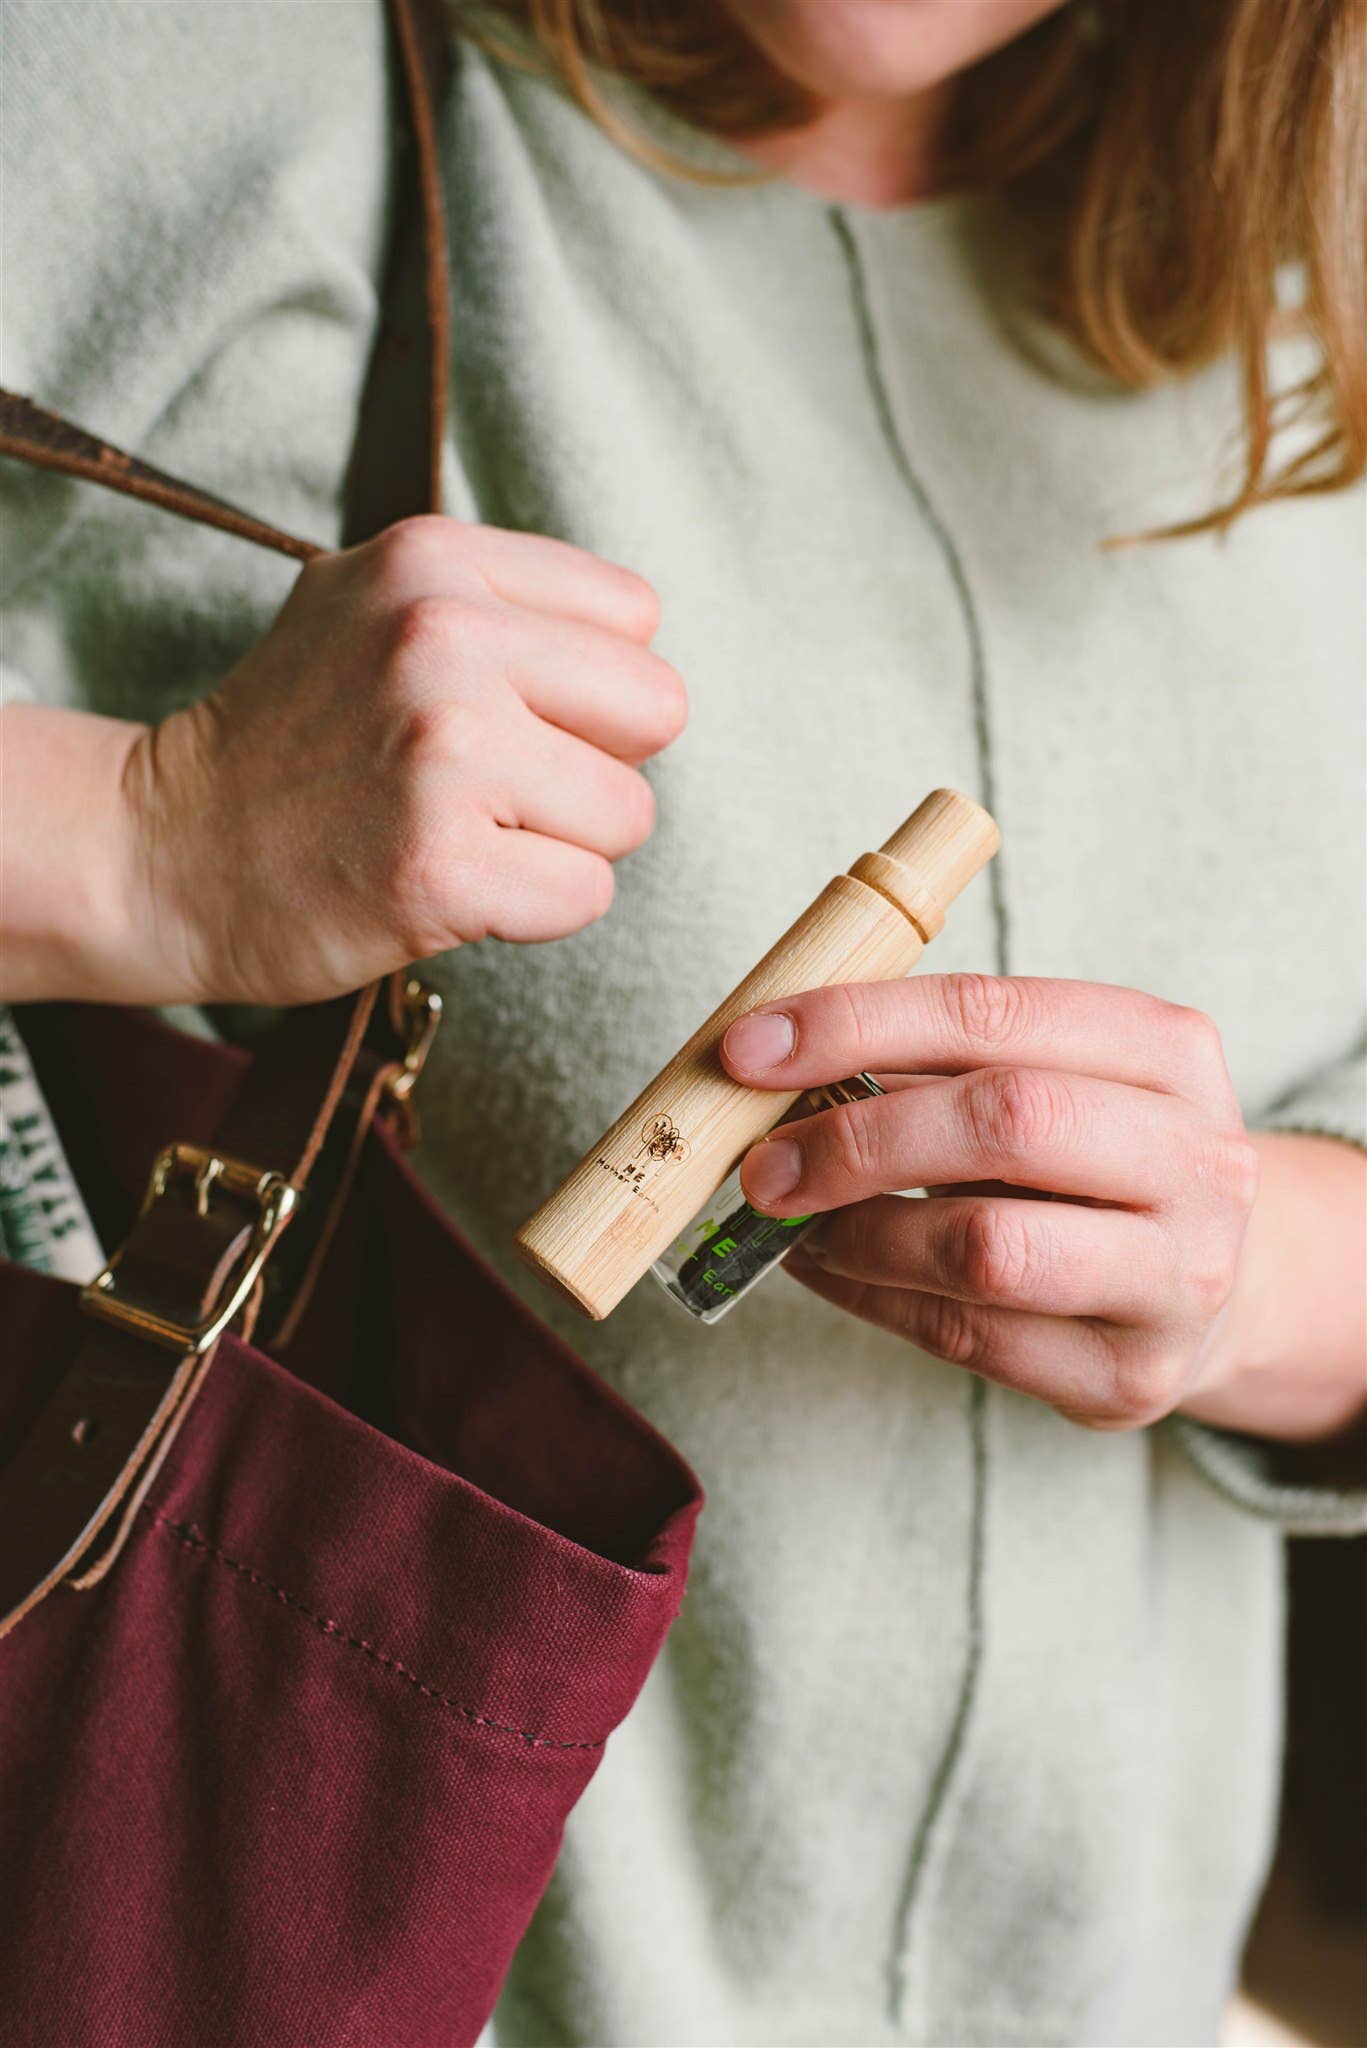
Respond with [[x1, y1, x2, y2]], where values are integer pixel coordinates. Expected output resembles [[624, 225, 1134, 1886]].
[[385, 976, 442, 1103], [81, 1144, 299, 1356]]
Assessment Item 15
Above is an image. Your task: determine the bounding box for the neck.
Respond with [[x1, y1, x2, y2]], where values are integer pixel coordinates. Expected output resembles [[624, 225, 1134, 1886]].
[[732, 87, 954, 208]]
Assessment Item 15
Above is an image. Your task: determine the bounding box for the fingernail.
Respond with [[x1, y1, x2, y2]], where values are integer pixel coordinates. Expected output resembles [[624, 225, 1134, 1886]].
[[723, 1010, 795, 1073], [744, 1136, 802, 1208]]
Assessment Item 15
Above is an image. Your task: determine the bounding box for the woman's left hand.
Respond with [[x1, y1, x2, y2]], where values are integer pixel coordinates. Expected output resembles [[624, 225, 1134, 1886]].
[[721, 974, 1263, 1431]]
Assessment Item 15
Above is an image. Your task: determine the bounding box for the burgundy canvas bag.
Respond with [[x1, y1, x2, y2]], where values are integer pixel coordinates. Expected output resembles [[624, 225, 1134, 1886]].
[[0, 5, 701, 2043]]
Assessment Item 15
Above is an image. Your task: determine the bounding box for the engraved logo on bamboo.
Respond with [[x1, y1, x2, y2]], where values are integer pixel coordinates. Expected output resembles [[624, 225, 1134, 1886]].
[[594, 1116, 691, 1217], [639, 1115, 690, 1166]]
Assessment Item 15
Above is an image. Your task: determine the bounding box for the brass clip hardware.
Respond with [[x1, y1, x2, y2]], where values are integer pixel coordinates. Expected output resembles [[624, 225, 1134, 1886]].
[[385, 977, 443, 1103], [81, 1144, 299, 1356]]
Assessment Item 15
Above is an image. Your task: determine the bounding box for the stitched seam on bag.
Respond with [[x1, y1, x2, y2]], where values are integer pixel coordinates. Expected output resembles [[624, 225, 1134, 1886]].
[[154, 1515, 607, 1751]]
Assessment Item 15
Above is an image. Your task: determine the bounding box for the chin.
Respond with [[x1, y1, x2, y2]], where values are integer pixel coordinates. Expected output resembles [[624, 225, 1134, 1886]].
[[726, 0, 1070, 99]]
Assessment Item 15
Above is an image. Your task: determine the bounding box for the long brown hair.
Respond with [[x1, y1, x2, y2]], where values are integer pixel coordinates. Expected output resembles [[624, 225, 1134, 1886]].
[[459, 0, 1365, 536]]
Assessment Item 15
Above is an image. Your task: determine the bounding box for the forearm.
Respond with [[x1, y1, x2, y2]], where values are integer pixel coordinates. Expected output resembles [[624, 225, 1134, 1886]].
[[1180, 1130, 1367, 1444], [0, 701, 166, 1003]]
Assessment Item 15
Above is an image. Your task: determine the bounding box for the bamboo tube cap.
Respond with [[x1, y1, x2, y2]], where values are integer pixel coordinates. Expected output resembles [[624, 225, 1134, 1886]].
[[873, 788, 1000, 928]]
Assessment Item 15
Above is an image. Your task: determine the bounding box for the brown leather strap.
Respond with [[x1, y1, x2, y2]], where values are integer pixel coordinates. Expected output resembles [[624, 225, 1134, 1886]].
[[219, 989, 383, 1191], [0, 392, 323, 561], [342, 0, 450, 536], [0, 0, 455, 1634], [208, 0, 454, 1308]]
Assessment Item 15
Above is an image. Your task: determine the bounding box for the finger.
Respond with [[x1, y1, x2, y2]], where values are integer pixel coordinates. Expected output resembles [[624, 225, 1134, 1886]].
[[507, 615, 688, 762], [465, 525, 661, 643], [866, 1079, 1070, 1195], [721, 974, 1239, 1116], [862, 1078, 1070, 1196], [739, 1066, 1217, 1214], [784, 1251, 1131, 1422], [804, 1193, 1170, 1321], [491, 709, 656, 863], [345, 516, 662, 641], [850, 1072, 1184, 1207], [469, 825, 617, 944]]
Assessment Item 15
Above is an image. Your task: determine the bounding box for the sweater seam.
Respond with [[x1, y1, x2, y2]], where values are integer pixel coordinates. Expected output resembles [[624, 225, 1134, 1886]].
[[885, 1376, 990, 2029], [828, 204, 1012, 982], [829, 204, 999, 2039]]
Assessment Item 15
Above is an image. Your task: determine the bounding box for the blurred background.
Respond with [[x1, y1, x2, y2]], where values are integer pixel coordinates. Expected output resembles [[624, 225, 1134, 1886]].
[[1227, 1536, 1366, 2048]]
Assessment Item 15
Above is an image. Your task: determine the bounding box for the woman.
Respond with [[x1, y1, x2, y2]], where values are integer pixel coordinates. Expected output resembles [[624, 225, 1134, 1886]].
[[1, 0, 1363, 2041]]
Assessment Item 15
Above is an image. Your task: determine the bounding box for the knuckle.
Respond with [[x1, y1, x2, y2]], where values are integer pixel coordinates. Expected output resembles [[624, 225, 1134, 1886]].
[[606, 564, 661, 639], [615, 768, 656, 850], [372, 514, 463, 584], [956, 1204, 1039, 1304], [391, 694, 450, 764], [1180, 1247, 1239, 1321], [627, 576, 662, 639], [386, 811, 464, 956], [824, 978, 884, 1057], [389, 680, 485, 773], [389, 598, 515, 709], [1226, 1134, 1261, 1212], [1068, 1406, 1139, 1436], [579, 856, 616, 924], [388, 593, 464, 672], [1167, 1002, 1236, 1096], [1104, 1341, 1185, 1430], [909, 1291, 985, 1368], [645, 656, 689, 743], [966, 1065, 1062, 1168], [944, 972, 1032, 1050], [1196, 1128, 1261, 1211], [1172, 1002, 1224, 1065], [829, 1098, 884, 1190]]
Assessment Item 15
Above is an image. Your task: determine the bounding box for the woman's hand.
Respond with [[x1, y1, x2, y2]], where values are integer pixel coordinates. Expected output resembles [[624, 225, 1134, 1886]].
[[1, 517, 684, 1005], [722, 975, 1366, 1442]]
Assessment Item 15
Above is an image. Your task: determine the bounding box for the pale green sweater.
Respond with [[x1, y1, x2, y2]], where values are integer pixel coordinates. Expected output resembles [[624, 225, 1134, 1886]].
[[3, 9, 1364, 2046]]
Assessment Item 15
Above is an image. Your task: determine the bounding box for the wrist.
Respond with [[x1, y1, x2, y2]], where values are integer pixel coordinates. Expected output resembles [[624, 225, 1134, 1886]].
[[1179, 1130, 1367, 1443], [117, 702, 232, 1006], [0, 700, 216, 1003], [0, 702, 173, 1002]]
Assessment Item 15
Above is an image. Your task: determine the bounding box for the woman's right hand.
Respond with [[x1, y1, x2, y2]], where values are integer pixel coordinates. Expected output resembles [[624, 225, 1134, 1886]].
[[3, 516, 685, 1007]]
